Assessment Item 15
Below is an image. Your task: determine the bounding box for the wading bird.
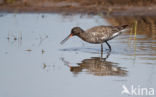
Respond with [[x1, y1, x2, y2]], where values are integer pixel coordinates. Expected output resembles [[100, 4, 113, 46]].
[[60, 25, 128, 53]]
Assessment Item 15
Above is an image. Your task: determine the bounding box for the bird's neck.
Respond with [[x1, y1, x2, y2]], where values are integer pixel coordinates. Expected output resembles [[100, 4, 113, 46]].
[[77, 32, 87, 41]]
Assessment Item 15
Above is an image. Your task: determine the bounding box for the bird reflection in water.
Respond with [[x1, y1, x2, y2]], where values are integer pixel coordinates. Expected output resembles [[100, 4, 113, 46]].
[[61, 52, 127, 76]]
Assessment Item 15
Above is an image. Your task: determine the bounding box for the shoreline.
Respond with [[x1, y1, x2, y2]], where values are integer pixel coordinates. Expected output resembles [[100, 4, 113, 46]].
[[0, 4, 156, 16]]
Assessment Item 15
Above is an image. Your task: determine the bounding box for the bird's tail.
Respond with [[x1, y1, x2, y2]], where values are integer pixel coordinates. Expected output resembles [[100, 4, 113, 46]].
[[109, 25, 129, 40], [121, 25, 128, 29]]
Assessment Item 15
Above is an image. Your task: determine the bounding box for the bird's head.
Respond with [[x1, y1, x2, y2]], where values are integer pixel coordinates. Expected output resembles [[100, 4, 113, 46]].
[[60, 27, 84, 45], [71, 27, 84, 36]]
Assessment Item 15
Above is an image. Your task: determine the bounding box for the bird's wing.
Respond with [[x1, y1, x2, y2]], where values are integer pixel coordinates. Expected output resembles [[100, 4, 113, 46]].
[[86, 26, 122, 34], [111, 26, 124, 33], [85, 26, 115, 37], [84, 26, 111, 41], [85, 26, 107, 33], [85, 26, 126, 40]]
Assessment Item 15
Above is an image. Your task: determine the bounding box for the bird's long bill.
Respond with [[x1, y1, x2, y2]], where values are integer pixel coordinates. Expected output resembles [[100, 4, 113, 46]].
[[60, 34, 73, 45]]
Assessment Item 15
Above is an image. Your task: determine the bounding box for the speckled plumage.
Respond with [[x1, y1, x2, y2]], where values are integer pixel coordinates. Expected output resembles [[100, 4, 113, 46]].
[[77, 25, 128, 44], [60, 25, 128, 52]]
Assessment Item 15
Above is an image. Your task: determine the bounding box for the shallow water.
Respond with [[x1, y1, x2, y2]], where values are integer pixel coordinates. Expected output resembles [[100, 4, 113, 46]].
[[0, 13, 156, 97]]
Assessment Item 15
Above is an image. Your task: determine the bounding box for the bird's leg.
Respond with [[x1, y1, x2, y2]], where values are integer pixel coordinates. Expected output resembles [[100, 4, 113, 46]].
[[101, 43, 103, 58], [106, 41, 112, 52], [105, 51, 111, 59]]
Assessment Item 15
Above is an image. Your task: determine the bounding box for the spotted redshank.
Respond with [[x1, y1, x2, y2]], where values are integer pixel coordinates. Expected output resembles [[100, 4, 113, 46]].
[[60, 25, 128, 53]]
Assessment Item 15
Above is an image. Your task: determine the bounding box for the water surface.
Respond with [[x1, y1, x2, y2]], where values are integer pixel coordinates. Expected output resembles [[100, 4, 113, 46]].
[[0, 13, 156, 97]]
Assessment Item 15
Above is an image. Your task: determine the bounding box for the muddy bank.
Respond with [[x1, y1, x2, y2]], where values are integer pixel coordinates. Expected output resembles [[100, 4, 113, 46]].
[[0, 0, 156, 16]]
